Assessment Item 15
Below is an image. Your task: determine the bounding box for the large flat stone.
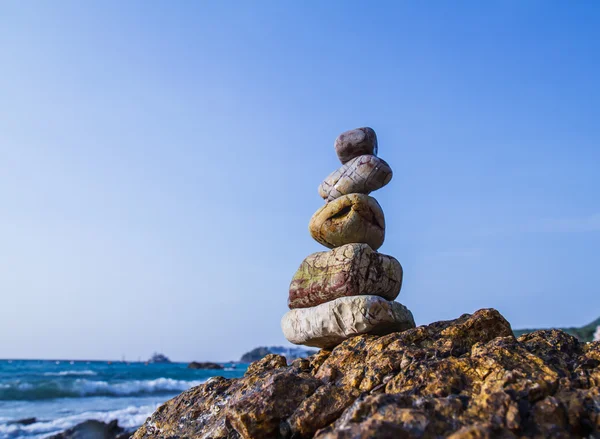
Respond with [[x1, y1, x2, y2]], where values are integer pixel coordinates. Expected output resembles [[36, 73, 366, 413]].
[[335, 127, 378, 164], [319, 155, 393, 202], [281, 295, 415, 349], [309, 194, 385, 250], [288, 243, 403, 309]]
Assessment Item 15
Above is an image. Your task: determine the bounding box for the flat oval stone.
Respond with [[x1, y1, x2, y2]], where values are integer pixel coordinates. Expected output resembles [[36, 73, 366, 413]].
[[318, 155, 393, 202], [288, 243, 402, 309], [309, 194, 385, 250], [334, 127, 378, 164], [281, 295, 415, 349]]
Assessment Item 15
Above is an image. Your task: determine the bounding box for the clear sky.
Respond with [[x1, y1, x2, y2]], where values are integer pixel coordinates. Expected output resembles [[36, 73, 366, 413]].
[[1, 2, 599, 362]]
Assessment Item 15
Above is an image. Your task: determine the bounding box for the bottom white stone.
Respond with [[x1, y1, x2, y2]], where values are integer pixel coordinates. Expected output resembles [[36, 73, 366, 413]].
[[281, 295, 415, 349]]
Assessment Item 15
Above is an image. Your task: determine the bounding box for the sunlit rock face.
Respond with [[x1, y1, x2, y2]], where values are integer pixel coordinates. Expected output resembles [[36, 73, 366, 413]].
[[133, 309, 600, 439], [334, 127, 378, 164], [595, 325, 600, 341]]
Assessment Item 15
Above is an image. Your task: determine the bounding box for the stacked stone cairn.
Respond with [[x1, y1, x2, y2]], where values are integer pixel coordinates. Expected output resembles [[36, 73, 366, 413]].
[[281, 127, 416, 349]]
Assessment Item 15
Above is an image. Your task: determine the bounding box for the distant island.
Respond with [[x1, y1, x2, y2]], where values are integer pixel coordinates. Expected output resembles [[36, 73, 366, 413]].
[[514, 315, 600, 342], [240, 346, 316, 363]]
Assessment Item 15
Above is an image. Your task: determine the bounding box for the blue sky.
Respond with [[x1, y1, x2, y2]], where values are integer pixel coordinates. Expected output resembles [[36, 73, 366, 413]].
[[1, 2, 599, 362]]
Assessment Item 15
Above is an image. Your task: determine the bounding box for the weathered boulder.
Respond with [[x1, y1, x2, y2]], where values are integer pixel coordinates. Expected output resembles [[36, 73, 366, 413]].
[[281, 295, 415, 348], [288, 243, 402, 309], [132, 309, 600, 439], [309, 194, 385, 250], [318, 155, 392, 202], [334, 127, 378, 164]]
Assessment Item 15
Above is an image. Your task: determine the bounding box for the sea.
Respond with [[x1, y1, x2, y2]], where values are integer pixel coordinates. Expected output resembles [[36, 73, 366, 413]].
[[0, 359, 247, 439]]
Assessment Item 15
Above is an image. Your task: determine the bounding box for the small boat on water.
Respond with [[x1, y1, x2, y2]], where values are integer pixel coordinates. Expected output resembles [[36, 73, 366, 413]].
[[148, 352, 171, 363]]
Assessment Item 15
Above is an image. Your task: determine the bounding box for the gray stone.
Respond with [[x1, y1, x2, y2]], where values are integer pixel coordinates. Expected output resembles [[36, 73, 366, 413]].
[[281, 295, 415, 349], [335, 127, 378, 164], [318, 155, 393, 202]]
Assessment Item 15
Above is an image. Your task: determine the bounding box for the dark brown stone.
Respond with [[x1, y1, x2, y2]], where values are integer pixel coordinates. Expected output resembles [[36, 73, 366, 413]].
[[188, 361, 224, 370], [334, 127, 378, 164], [226, 369, 322, 438]]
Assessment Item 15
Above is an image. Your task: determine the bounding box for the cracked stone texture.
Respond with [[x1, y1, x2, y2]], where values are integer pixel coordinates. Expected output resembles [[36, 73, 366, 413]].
[[309, 194, 385, 250], [318, 155, 393, 202], [132, 309, 600, 439], [244, 354, 287, 377], [281, 295, 415, 349], [334, 127, 378, 164], [288, 243, 403, 309]]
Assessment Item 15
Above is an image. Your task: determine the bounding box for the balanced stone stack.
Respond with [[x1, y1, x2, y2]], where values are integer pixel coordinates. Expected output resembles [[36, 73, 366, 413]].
[[281, 127, 416, 349]]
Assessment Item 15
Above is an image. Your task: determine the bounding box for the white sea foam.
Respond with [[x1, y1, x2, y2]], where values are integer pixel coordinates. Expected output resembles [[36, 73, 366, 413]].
[[73, 377, 206, 396], [0, 404, 159, 439], [43, 370, 97, 377], [0, 377, 206, 400]]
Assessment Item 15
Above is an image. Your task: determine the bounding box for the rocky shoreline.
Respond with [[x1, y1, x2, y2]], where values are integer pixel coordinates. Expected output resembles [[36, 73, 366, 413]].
[[132, 308, 600, 438]]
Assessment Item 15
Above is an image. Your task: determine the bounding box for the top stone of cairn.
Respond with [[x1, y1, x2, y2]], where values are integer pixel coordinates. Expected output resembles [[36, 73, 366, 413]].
[[334, 127, 378, 164]]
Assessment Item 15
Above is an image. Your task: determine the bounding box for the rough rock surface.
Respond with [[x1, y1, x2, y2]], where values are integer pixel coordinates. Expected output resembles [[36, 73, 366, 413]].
[[288, 243, 402, 309], [334, 127, 378, 164], [281, 295, 415, 348], [133, 308, 600, 439], [514, 316, 600, 342], [318, 155, 393, 202], [240, 347, 317, 363], [309, 194, 385, 250]]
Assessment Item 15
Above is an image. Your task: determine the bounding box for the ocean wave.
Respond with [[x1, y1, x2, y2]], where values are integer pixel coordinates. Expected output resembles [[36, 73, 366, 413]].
[[43, 370, 97, 377], [0, 404, 157, 439], [0, 378, 205, 401]]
